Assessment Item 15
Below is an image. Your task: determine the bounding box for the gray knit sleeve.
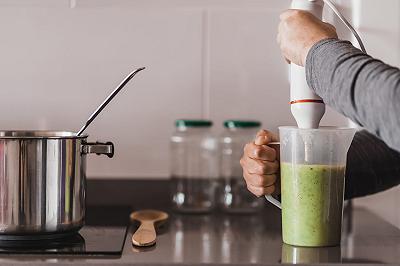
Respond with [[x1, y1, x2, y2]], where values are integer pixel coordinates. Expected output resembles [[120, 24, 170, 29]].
[[306, 39, 400, 152], [345, 130, 400, 199]]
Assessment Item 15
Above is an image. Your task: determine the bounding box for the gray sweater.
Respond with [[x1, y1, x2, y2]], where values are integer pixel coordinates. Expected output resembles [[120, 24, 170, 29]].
[[306, 39, 400, 199]]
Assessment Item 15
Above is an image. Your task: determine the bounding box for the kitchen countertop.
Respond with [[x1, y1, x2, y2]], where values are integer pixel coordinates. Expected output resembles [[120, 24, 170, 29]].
[[0, 179, 400, 266]]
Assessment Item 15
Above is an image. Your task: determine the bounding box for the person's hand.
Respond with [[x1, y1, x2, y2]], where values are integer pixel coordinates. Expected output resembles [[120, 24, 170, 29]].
[[277, 9, 338, 66], [240, 130, 280, 197]]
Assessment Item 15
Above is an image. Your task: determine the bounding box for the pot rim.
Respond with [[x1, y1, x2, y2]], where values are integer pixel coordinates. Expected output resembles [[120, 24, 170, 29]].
[[0, 131, 89, 139]]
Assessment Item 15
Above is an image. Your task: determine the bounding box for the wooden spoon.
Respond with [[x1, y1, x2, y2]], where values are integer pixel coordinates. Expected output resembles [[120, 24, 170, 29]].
[[130, 210, 169, 247]]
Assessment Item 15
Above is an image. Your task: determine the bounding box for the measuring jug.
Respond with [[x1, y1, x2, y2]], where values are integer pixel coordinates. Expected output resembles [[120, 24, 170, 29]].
[[266, 126, 356, 247]]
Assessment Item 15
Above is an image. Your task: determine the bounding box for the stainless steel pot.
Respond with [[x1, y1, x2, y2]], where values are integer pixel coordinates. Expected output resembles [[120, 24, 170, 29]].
[[0, 131, 114, 240]]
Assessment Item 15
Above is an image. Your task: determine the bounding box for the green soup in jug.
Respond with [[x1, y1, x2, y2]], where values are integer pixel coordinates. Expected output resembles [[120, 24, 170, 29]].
[[281, 163, 346, 247]]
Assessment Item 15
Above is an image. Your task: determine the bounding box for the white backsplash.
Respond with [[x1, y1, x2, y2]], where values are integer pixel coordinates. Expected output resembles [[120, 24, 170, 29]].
[[347, 0, 400, 229], [0, 0, 347, 179]]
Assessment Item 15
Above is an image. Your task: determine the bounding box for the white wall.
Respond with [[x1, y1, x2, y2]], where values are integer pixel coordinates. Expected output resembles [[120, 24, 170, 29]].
[[0, 0, 348, 179], [347, 0, 400, 229], [1, 0, 400, 228], [0, 0, 399, 229]]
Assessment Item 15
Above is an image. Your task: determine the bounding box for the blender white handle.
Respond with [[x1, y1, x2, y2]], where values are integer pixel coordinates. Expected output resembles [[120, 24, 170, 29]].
[[290, 0, 326, 129], [265, 195, 282, 209]]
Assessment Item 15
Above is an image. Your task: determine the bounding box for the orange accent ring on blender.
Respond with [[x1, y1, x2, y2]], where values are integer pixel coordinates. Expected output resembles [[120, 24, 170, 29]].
[[290, 99, 324, 104]]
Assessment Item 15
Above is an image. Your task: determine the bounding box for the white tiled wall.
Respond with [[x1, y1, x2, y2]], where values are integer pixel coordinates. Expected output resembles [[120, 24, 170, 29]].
[[319, 0, 400, 230], [0, 0, 348, 179], [347, 0, 400, 229]]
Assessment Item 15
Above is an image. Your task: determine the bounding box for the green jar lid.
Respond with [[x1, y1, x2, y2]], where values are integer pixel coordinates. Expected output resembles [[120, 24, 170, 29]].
[[224, 120, 261, 128], [175, 119, 213, 128]]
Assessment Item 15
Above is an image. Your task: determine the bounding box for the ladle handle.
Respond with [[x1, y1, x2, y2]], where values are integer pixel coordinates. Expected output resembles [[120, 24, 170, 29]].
[[132, 221, 157, 247], [77, 67, 146, 136]]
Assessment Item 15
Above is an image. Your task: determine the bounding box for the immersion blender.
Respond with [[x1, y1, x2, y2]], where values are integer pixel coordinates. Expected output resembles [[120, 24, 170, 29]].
[[289, 0, 367, 162], [290, 0, 326, 130], [290, 0, 367, 130], [290, 0, 326, 163], [266, 0, 367, 208]]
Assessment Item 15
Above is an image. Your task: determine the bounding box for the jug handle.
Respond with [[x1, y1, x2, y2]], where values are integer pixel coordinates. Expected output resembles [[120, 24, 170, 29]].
[[264, 141, 282, 209], [265, 195, 281, 209]]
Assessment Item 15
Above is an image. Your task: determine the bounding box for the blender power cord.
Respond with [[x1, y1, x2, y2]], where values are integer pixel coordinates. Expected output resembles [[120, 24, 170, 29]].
[[322, 0, 367, 53]]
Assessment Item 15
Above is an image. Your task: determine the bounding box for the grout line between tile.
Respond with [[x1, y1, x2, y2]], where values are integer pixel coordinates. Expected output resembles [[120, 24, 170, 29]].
[[398, 0, 400, 69], [70, 0, 77, 8], [397, 0, 400, 228], [201, 8, 211, 119]]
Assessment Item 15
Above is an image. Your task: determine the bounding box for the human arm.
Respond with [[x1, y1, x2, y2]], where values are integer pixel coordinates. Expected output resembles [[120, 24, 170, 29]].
[[241, 130, 400, 199], [345, 130, 400, 199], [306, 39, 400, 152], [278, 9, 400, 152]]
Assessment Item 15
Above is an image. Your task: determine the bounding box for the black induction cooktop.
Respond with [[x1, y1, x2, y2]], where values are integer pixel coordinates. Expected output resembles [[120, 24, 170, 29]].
[[0, 205, 131, 257]]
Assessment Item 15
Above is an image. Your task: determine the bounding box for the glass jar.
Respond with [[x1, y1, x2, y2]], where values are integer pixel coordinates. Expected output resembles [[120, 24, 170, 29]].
[[219, 120, 264, 213], [170, 120, 219, 213]]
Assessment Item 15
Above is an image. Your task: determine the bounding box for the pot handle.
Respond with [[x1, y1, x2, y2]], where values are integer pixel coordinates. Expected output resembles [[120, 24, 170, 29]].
[[81, 141, 114, 158]]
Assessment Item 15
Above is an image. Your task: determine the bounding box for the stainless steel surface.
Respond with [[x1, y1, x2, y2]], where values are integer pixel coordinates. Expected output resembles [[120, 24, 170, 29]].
[[0, 179, 399, 264], [0, 131, 113, 237], [77, 67, 146, 136], [0, 131, 85, 138], [122, 207, 400, 265]]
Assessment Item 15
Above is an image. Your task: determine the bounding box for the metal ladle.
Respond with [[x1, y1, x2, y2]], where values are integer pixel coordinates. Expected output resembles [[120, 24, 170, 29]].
[[77, 67, 146, 136]]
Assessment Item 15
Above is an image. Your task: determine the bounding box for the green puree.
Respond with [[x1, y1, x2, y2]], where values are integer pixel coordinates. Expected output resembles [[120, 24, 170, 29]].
[[281, 163, 346, 247]]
